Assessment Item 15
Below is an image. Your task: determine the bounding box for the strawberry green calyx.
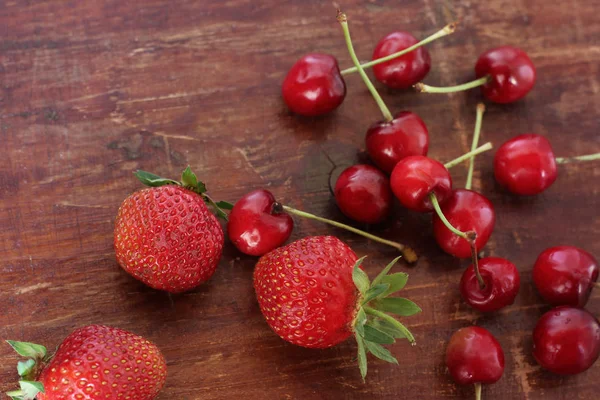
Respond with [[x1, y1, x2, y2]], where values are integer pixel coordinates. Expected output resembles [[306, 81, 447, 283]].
[[5, 341, 48, 400], [135, 166, 234, 221], [351, 256, 421, 380]]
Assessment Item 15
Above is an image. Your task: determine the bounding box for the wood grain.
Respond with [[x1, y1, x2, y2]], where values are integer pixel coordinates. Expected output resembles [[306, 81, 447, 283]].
[[1, 0, 599, 399]]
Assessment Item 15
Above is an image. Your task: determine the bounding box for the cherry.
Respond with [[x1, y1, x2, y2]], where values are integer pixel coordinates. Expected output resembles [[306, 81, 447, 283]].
[[227, 189, 293, 256], [371, 32, 431, 89], [533, 246, 599, 307], [334, 164, 392, 224], [432, 189, 495, 259], [494, 134, 557, 195], [446, 326, 505, 399], [390, 155, 452, 212], [533, 306, 600, 375], [282, 53, 346, 117], [365, 111, 430, 173], [460, 257, 520, 312], [415, 46, 536, 104]]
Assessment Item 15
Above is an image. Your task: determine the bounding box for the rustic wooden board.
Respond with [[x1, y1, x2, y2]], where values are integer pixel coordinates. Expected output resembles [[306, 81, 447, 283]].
[[1, 0, 599, 399]]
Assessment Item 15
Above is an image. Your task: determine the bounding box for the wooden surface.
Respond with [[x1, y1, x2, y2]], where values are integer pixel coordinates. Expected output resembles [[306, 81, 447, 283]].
[[1, 0, 599, 399]]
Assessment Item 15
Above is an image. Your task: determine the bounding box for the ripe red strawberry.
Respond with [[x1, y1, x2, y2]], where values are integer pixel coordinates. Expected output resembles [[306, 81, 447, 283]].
[[254, 235, 420, 379], [6, 325, 167, 400], [114, 167, 232, 293]]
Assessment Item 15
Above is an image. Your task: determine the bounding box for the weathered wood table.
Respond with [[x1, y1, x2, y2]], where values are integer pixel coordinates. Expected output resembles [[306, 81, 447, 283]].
[[1, 0, 599, 399]]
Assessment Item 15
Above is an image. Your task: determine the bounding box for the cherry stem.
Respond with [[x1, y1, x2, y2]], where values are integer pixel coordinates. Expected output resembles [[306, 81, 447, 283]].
[[281, 204, 418, 263], [340, 22, 457, 76], [429, 193, 484, 288], [555, 153, 600, 164], [337, 10, 393, 122], [474, 383, 482, 400], [593, 282, 600, 289], [444, 142, 493, 169], [465, 103, 486, 191], [414, 75, 490, 94]]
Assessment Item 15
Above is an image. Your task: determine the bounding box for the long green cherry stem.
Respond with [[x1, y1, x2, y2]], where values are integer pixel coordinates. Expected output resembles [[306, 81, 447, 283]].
[[429, 193, 484, 289], [475, 383, 482, 400], [340, 22, 457, 76], [338, 10, 393, 122], [444, 142, 493, 169], [555, 153, 600, 164], [279, 204, 418, 263], [465, 103, 486, 190], [414, 76, 490, 94]]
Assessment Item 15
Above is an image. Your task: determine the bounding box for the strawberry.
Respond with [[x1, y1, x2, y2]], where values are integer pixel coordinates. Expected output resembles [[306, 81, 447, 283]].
[[114, 167, 233, 293], [6, 325, 167, 400], [253, 235, 421, 379]]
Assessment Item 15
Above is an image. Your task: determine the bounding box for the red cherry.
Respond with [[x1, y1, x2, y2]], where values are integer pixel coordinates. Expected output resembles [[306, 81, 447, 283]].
[[365, 111, 429, 173], [282, 53, 346, 117], [446, 326, 505, 386], [494, 134, 557, 195], [372, 32, 431, 89], [432, 189, 495, 258], [460, 257, 520, 312], [227, 189, 293, 256], [533, 306, 600, 375], [334, 164, 392, 224], [475, 46, 536, 104], [533, 246, 599, 307], [390, 155, 452, 212]]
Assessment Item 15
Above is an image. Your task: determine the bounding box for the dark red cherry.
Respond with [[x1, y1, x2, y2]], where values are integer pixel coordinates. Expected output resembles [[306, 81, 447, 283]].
[[460, 257, 520, 312], [494, 134, 557, 195], [432, 189, 495, 259], [533, 246, 599, 307], [365, 111, 429, 173], [372, 32, 431, 89], [390, 155, 452, 212], [475, 46, 536, 104], [282, 53, 346, 117], [227, 189, 293, 256], [334, 164, 392, 224], [533, 306, 600, 375], [446, 326, 505, 386]]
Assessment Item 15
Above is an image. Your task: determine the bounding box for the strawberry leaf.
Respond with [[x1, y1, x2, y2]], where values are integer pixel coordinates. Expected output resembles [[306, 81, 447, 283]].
[[135, 170, 179, 187], [380, 273, 409, 296], [370, 318, 406, 339], [363, 324, 395, 344], [352, 256, 370, 295], [6, 390, 24, 400], [6, 341, 46, 359], [355, 333, 367, 381], [181, 166, 199, 188], [354, 307, 367, 337], [17, 360, 35, 378], [365, 341, 398, 364], [361, 283, 390, 305], [375, 297, 422, 316], [18, 381, 43, 400], [215, 201, 234, 210], [371, 256, 402, 286]]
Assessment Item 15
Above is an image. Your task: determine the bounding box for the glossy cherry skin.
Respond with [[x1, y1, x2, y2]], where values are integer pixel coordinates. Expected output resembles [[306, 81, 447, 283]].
[[446, 326, 505, 385], [365, 111, 429, 173], [533, 246, 599, 307], [372, 32, 431, 89], [390, 156, 452, 212], [282, 53, 346, 117], [432, 189, 495, 259], [494, 134, 557, 196], [533, 306, 600, 375], [334, 164, 392, 224], [460, 257, 520, 312], [227, 190, 293, 256], [475, 46, 536, 103]]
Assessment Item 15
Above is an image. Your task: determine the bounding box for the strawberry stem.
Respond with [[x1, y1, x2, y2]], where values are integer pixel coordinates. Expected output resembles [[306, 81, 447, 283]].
[[340, 22, 457, 75], [281, 204, 418, 262]]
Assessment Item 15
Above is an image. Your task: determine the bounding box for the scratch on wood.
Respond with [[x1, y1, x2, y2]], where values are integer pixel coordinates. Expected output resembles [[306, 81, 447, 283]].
[[55, 202, 110, 209], [15, 282, 52, 295], [509, 335, 534, 399]]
